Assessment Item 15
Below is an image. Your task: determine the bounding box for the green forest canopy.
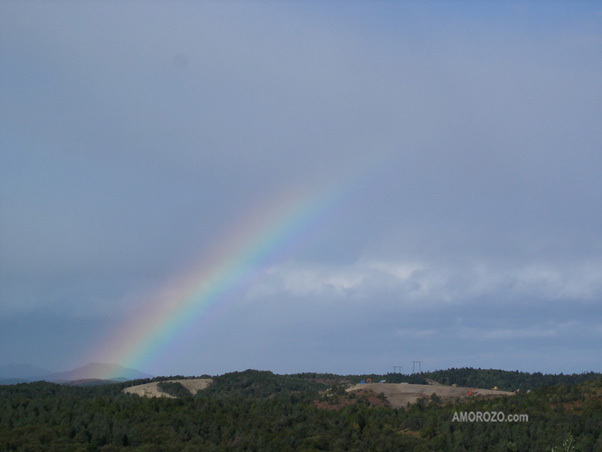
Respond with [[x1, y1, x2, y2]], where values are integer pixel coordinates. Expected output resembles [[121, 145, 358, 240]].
[[1, 368, 600, 452]]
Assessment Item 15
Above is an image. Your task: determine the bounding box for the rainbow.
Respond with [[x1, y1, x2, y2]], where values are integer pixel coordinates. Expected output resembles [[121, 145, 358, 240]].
[[89, 168, 369, 378]]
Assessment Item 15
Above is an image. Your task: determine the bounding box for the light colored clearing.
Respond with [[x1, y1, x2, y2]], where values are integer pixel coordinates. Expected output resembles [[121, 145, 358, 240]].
[[123, 378, 213, 398], [346, 383, 514, 408], [177, 378, 214, 395]]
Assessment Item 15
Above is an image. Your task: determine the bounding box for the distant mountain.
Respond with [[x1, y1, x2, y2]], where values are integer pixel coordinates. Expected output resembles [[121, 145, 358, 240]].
[[0, 363, 152, 384], [0, 364, 51, 379], [44, 363, 153, 382]]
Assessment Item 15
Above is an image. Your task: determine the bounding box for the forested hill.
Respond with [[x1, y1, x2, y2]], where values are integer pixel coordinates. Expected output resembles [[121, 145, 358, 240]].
[[355, 367, 601, 392], [1, 369, 601, 451]]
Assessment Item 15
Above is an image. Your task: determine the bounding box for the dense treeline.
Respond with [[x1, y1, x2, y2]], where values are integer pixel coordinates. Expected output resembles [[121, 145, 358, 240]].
[[0, 369, 600, 451], [156, 382, 192, 398], [197, 370, 332, 399], [356, 367, 601, 392]]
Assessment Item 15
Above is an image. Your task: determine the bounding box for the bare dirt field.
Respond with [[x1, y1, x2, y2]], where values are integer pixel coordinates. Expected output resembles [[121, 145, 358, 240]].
[[123, 378, 213, 398], [347, 383, 514, 408]]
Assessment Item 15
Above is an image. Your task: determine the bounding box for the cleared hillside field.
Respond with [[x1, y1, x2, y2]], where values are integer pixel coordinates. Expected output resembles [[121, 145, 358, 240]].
[[123, 378, 213, 398], [347, 382, 514, 408]]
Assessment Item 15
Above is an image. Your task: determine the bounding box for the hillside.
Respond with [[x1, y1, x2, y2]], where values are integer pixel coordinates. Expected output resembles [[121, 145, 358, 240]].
[[345, 382, 515, 408], [123, 378, 213, 398], [352, 367, 601, 392], [0, 369, 601, 451]]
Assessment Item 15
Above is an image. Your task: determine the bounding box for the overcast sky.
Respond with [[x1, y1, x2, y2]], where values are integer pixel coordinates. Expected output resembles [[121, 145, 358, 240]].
[[1, 1, 601, 377]]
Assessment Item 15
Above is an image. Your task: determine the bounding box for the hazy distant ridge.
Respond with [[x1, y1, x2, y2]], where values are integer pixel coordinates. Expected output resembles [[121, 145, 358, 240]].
[[0, 364, 51, 379], [0, 363, 152, 384]]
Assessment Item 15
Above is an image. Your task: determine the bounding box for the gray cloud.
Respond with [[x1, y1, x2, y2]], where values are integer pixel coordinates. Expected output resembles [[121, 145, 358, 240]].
[[248, 258, 602, 305], [1, 1, 600, 375]]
